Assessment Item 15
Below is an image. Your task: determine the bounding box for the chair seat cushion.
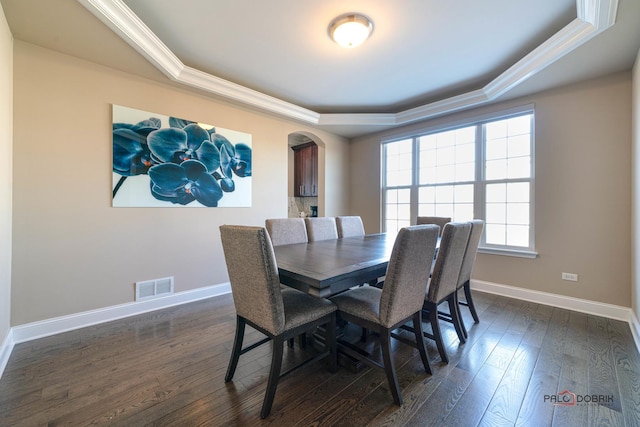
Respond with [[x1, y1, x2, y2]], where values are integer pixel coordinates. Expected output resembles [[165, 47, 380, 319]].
[[330, 286, 382, 324], [281, 287, 336, 332]]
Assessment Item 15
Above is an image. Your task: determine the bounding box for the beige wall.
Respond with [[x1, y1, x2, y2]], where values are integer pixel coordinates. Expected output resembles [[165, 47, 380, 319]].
[[633, 49, 640, 321], [11, 42, 349, 325], [0, 4, 12, 342], [351, 72, 632, 307]]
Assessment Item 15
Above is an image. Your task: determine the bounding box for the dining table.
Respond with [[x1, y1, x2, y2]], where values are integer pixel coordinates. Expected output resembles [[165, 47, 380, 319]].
[[273, 231, 440, 372], [273, 232, 398, 298]]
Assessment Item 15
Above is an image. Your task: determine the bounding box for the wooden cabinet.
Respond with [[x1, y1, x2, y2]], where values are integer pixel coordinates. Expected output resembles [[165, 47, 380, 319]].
[[292, 142, 317, 197]]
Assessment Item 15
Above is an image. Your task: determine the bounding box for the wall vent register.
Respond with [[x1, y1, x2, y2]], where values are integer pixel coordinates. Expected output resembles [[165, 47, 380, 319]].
[[135, 276, 174, 301]]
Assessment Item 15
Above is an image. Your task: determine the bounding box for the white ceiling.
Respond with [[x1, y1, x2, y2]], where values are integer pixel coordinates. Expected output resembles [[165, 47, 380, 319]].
[[2, 0, 639, 138], [122, 0, 576, 112]]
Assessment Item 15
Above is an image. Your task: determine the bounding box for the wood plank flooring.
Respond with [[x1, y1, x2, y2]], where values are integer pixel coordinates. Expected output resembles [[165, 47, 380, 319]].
[[1, 291, 639, 426]]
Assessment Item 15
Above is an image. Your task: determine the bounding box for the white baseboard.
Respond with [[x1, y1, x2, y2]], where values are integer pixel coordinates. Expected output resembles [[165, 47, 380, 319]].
[[471, 280, 632, 321], [630, 312, 640, 354], [471, 279, 640, 352], [0, 329, 15, 380], [11, 282, 231, 344]]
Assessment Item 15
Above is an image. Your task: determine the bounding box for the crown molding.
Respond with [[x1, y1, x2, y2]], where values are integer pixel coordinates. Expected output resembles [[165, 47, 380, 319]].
[[396, 89, 490, 125], [178, 66, 320, 123], [483, 19, 594, 100], [580, 0, 619, 27], [78, 0, 183, 77], [77, 0, 618, 131], [318, 112, 397, 126]]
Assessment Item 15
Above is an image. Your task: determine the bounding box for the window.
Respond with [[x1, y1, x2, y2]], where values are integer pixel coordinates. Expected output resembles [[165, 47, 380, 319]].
[[382, 107, 535, 256], [383, 139, 412, 233]]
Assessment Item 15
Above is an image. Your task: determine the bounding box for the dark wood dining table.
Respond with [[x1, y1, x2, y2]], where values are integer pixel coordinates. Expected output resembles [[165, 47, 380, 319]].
[[273, 233, 398, 298]]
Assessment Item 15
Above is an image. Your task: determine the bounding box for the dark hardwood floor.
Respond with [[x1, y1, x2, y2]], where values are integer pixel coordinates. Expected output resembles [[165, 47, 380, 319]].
[[1, 290, 639, 426]]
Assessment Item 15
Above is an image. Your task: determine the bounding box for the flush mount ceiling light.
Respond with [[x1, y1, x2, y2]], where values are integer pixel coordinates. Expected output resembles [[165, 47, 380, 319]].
[[328, 13, 373, 48]]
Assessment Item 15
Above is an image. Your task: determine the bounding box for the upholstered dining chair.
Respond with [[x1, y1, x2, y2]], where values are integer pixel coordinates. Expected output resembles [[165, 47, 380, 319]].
[[336, 216, 365, 238], [219, 225, 337, 419], [336, 215, 375, 331], [416, 216, 451, 236], [419, 222, 471, 363], [330, 224, 440, 405], [305, 217, 338, 241], [432, 220, 484, 342], [456, 220, 484, 335], [265, 218, 308, 246], [265, 217, 312, 349]]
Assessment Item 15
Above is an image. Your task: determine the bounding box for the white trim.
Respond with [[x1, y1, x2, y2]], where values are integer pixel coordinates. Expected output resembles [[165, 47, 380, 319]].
[[11, 283, 231, 344], [76, 0, 619, 130], [478, 247, 539, 259], [630, 312, 640, 353], [472, 279, 640, 353], [471, 279, 631, 321], [0, 329, 15, 380]]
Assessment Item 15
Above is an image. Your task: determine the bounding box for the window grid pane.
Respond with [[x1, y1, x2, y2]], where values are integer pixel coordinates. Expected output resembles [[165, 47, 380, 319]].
[[418, 184, 474, 222], [485, 181, 531, 248], [385, 139, 413, 187], [418, 126, 476, 185], [484, 115, 532, 182], [384, 188, 411, 233]]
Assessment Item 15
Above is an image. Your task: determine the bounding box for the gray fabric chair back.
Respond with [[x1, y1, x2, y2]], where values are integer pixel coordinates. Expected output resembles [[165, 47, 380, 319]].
[[336, 216, 365, 238], [457, 220, 484, 289], [416, 216, 451, 236], [265, 218, 308, 246], [305, 217, 338, 241], [379, 225, 439, 328], [427, 222, 471, 303], [220, 225, 285, 335]]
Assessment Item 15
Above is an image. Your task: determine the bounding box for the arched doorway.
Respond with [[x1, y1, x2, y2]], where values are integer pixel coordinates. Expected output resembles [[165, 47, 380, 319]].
[[287, 132, 325, 218]]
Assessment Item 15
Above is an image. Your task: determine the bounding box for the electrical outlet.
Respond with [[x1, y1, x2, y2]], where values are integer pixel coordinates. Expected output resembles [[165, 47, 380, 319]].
[[561, 272, 578, 282]]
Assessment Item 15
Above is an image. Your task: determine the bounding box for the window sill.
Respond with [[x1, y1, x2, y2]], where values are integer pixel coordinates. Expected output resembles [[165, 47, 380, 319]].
[[478, 247, 538, 259]]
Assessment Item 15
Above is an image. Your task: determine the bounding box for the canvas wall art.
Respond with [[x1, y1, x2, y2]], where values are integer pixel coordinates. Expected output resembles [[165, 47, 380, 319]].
[[112, 105, 252, 207]]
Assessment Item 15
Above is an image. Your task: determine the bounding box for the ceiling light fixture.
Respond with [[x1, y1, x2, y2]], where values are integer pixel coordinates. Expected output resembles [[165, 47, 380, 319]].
[[328, 13, 373, 48]]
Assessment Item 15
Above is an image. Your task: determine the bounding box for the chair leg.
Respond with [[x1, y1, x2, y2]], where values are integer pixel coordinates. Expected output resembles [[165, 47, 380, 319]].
[[448, 296, 466, 344], [261, 336, 284, 419], [464, 281, 480, 323], [287, 333, 308, 349], [412, 312, 432, 374], [294, 332, 307, 348], [455, 291, 468, 339], [327, 313, 337, 373], [225, 316, 245, 382], [427, 307, 449, 364], [380, 327, 402, 405]]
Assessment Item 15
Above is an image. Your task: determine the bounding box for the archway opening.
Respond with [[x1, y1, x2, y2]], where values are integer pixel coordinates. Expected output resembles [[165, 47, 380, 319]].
[[287, 132, 325, 218]]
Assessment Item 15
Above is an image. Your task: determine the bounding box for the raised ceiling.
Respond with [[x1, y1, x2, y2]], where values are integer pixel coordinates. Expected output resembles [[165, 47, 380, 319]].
[[2, 0, 639, 137]]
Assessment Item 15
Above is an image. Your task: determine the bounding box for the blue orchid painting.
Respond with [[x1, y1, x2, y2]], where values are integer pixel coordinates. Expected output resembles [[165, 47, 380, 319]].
[[112, 105, 252, 207]]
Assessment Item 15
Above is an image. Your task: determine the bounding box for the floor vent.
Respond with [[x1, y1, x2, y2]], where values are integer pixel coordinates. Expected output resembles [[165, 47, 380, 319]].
[[135, 277, 174, 301]]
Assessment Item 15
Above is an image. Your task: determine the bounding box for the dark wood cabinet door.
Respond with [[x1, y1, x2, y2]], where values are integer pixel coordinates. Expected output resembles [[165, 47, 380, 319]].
[[293, 148, 304, 196], [292, 142, 318, 197], [309, 143, 317, 196]]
